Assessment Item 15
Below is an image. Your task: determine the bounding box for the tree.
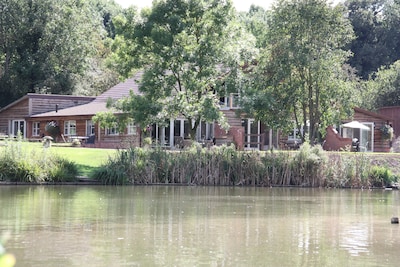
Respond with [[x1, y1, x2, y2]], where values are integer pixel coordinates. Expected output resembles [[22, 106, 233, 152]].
[[107, 0, 255, 139], [0, 0, 120, 107], [345, 0, 400, 79], [365, 60, 400, 109], [241, 0, 355, 143]]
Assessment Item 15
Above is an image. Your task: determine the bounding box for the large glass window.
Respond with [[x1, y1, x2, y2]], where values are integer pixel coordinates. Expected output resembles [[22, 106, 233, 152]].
[[32, 122, 40, 137], [64, 120, 76, 136]]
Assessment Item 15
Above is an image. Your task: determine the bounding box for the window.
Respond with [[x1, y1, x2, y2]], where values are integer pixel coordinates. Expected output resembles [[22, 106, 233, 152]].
[[64, 120, 76, 136], [32, 122, 40, 137], [105, 124, 119, 136], [288, 121, 309, 140], [86, 120, 95, 136], [127, 121, 137, 135]]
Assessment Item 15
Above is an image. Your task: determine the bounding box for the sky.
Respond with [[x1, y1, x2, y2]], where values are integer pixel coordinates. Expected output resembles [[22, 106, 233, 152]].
[[114, 0, 274, 11]]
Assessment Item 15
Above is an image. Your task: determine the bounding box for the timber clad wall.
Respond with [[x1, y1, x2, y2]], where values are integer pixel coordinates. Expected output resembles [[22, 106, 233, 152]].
[[379, 106, 400, 138], [0, 99, 30, 133], [30, 96, 94, 116], [353, 107, 392, 152]]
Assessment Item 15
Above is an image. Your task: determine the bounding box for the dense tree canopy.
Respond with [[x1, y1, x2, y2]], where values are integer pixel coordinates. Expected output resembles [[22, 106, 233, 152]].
[[241, 0, 355, 142], [363, 60, 400, 109], [108, 0, 256, 138], [1, 0, 399, 139], [0, 0, 122, 108], [346, 0, 400, 79]]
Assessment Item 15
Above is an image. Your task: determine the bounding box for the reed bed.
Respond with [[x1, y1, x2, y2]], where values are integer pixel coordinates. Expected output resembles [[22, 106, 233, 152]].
[[93, 143, 398, 187]]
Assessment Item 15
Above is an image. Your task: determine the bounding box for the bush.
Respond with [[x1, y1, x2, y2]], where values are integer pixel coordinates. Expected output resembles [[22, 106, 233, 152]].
[[291, 142, 327, 186], [48, 157, 79, 182], [0, 141, 78, 183], [368, 166, 394, 187]]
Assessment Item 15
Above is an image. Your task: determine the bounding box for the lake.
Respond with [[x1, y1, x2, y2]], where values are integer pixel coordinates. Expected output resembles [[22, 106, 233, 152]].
[[1, 186, 400, 266]]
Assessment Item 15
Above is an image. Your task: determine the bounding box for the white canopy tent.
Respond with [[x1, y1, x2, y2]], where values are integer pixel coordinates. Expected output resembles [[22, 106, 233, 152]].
[[341, 121, 370, 131]]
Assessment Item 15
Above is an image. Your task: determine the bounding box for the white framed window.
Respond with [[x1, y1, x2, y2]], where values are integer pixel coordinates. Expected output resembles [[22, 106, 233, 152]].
[[64, 120, 76, 136], [86, 120, 95, 136], [32, 122, 40, 137], [105, 124, 119, 136], [127, 121, 137, 135]]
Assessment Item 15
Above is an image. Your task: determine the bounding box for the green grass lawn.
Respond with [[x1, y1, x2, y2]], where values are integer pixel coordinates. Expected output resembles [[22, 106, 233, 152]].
[[0, 141, 118, 177], [54, 146, 118, 177]]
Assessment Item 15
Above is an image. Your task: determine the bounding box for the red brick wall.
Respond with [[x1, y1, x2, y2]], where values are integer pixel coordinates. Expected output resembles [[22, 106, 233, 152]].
[[229, 126, 244, 150]]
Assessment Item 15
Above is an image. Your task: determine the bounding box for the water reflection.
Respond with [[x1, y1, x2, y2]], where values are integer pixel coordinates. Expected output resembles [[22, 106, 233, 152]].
[[341, 223, 370, 256], [1, 186, 400, 266]]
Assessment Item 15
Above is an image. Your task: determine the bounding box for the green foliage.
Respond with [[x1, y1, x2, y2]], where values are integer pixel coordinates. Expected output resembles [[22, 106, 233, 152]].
[[345, 0, 400, 80], [93, 144, 316, 186], [0, 140, 78, 183], [243, 0, 355, 143], [93, 143, 397, 188], [291, 142, 327, 186], [368, 165, 394, 187], [0, 0, 121, 108], [48, 157, 79, 182], [365, 60, 400, 109], [107, 0, 255, 139]]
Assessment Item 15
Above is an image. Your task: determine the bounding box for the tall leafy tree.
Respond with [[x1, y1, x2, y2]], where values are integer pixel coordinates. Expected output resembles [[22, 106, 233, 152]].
[[109, 0, 255, 138], [364, 60, 400, 109], [0, 0, 117, 107], [241, 0, 355, 142], [345, 0, 400, 79]]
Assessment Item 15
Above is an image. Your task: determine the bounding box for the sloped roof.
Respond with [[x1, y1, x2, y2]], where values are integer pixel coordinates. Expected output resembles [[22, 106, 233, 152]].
[[92, 71, 142, 103], [354, 107, 391, 121], [31, 71, 143, 118]]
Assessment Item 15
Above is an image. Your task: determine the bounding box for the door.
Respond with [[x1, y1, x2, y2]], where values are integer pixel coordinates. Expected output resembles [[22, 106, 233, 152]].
[[360, 123, 373, 152], [243, 119, 260, 150], [12, 120, 25, 138]]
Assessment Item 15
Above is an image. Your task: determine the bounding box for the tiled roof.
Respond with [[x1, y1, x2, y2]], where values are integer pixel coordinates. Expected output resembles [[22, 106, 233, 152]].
[[31, 71, 143, 118], [92, 71, 142, 103]]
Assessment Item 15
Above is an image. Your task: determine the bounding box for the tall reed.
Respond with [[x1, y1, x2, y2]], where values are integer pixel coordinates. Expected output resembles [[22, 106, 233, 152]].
[[94, 143, 397, 188]]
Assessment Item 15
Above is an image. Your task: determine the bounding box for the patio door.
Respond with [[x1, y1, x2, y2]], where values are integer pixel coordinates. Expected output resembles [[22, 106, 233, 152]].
[[11, 120, 25, 138], [342, 122, 373, 152], [360, 123, 373, 152], [243, 119, 260, 150]]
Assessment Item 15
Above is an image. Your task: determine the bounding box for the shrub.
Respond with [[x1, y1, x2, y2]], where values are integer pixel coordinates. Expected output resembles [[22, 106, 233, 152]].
[[291, 142, 327, 186], [368, 166, 394, 187], [0, 141, 78, 183], [48, 157, 79, 182]]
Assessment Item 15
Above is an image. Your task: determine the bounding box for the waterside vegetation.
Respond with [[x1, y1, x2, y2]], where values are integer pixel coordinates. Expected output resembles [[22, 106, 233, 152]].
[[94, 142, 399, 188], [0, 139, 398, 188]]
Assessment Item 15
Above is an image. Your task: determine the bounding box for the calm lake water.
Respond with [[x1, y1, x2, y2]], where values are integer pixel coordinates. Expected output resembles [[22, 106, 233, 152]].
[[1, 185, 400, 267]]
